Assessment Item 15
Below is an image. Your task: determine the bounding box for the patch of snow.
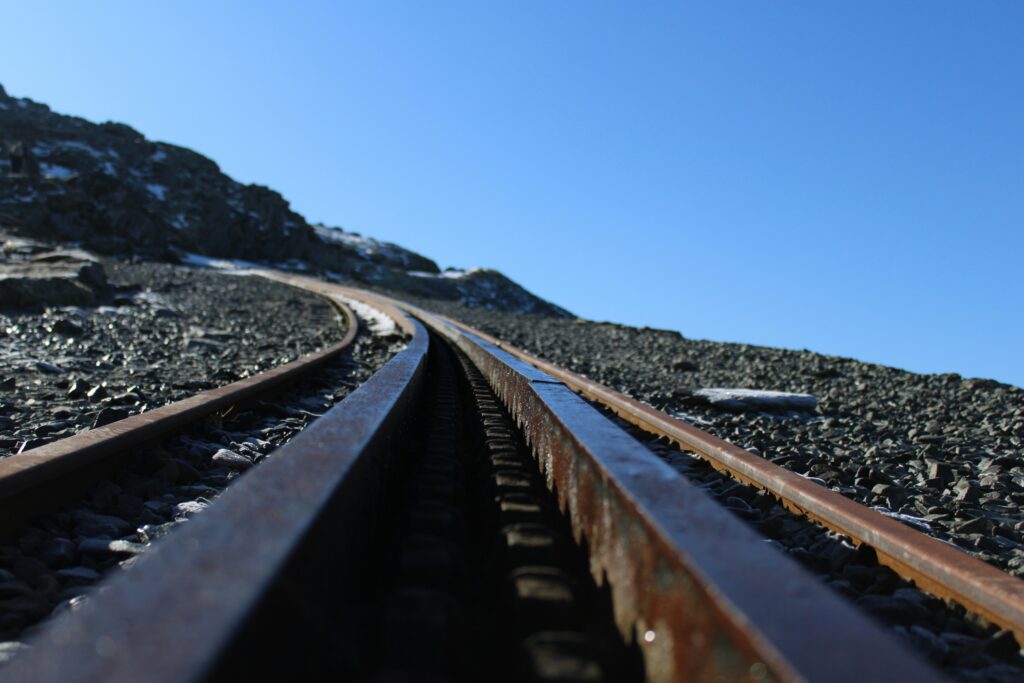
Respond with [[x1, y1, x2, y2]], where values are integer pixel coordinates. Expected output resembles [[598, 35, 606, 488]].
[[60, 141, 105, 159], [334, 296, 398, 336], [39, 163, 77, 180], [171, 213, 189, 230], [670, 410, 714, 426], [314, 224, 374, 251], [871, 507, 933, 533], [16, 100, 27, 109], [274, 259, 309, 272], [444, 268, 479, 279], [690, 388, 818, 413], [313, 224, 412, 266], [95, 306, 132, 316], [34, 140, 111, 161], [0, 102, 9, 111], [151, 149, 167, 162], [179, 252, 262, 271], [408, 268, 480, 280], [101, 161, 118, 176], [146, 184, 168, 201], [132, 291, 177, 311], [798, 472, 828, 487]]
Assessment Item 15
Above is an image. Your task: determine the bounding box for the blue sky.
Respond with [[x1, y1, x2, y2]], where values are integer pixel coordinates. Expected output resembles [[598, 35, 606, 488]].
[[3, 2, 1022, 386]]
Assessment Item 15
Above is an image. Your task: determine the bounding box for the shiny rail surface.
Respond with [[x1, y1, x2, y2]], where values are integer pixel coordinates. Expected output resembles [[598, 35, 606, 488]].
[[3, 278, 950, 682], [0, 294, 357, 534], [423, 311, 1024, 644]]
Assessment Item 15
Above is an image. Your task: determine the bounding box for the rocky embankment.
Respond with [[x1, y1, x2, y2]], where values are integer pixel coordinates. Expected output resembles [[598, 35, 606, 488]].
[[0, 236, 349, 456], [0, 84, 567, 317], [403, 296, 1024, 579], [0, 316, 401, 654]]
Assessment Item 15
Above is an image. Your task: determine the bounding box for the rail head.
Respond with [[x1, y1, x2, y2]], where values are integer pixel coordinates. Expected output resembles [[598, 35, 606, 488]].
[[0, 298, 359, 519], [424, 311, 1024, 644], [4, 310, 428, 683], [404, 310, 946, 683]]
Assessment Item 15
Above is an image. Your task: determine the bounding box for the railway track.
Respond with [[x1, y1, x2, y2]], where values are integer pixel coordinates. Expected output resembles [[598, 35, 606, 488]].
[[0, 271, 1021, 681]]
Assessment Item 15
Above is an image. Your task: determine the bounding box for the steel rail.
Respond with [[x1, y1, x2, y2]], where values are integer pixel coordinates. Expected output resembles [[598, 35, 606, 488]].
[[300, 283, 946, 683], [0, 277, 950, 682], [311, 287, 1024, 640], [0, 293, 359, 534], [5, 308, 429, 683], [423, 311, 1024, 644]]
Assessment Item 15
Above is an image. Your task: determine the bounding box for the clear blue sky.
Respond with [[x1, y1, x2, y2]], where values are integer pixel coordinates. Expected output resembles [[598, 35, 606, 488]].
[[3, 2, 1022, 386]]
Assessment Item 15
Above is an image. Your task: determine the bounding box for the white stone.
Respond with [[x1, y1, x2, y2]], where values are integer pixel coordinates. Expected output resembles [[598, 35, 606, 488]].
[[691, 388, 817, 412]]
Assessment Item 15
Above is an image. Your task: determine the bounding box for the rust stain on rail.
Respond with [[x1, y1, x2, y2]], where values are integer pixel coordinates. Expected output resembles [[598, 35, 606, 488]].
[[260, 282, 953, 681], [0, 294, 360, 531], [427, 313, 1024, 645], [6, 311, 429, 683], [392, 307, 945, 683], [266, 281, 1019, 667]]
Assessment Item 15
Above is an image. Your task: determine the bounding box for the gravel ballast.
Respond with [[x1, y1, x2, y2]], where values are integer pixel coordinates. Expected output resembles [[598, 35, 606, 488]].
[[0, 316, 403, 659], [404, 299, 1024, 578], [605, 407, 1024, 683], [1, 261, 346, 456], [393, 296, 1024, 681]]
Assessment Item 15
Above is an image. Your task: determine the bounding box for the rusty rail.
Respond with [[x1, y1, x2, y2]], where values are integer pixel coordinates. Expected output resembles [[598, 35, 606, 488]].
[[393, 304, 944, 683], [422, 312, 1024, 644], [309, 286, 1024, 642], [2, 278, 952, 682], [0, 294, 358, 533], [4, 309, 429, 683]]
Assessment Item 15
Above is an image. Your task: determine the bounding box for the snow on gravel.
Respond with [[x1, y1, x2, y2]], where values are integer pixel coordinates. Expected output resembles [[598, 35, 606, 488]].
[[312, 224, 412, 267], [39, 163, 76, 180], [177, 254, 399, 337], [146, 183, 168, 201], [408, 268, 481, 279], [178, 252, 263, 272], [334, 296, 398, 336]]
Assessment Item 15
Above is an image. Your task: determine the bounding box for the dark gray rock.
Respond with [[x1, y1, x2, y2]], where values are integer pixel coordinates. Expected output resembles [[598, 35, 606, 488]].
[[92, 407, 129, 428], [54, 566, 100, 583], [210, 448, 253, 471], [37, 538, 76, 568], [72, 511, 131, 538], [0, 249, 106, 308], [33, 362, 63, 375]]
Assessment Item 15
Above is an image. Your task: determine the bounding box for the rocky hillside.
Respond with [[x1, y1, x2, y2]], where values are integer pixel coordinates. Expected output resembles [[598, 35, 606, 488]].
[[0, 84, 569, 317]]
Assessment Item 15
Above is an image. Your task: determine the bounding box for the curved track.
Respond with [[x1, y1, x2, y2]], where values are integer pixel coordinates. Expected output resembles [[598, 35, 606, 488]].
[[0, 294, 357, 533], [430, 311, 1024, 644], [3, 272, 1020, 681]]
